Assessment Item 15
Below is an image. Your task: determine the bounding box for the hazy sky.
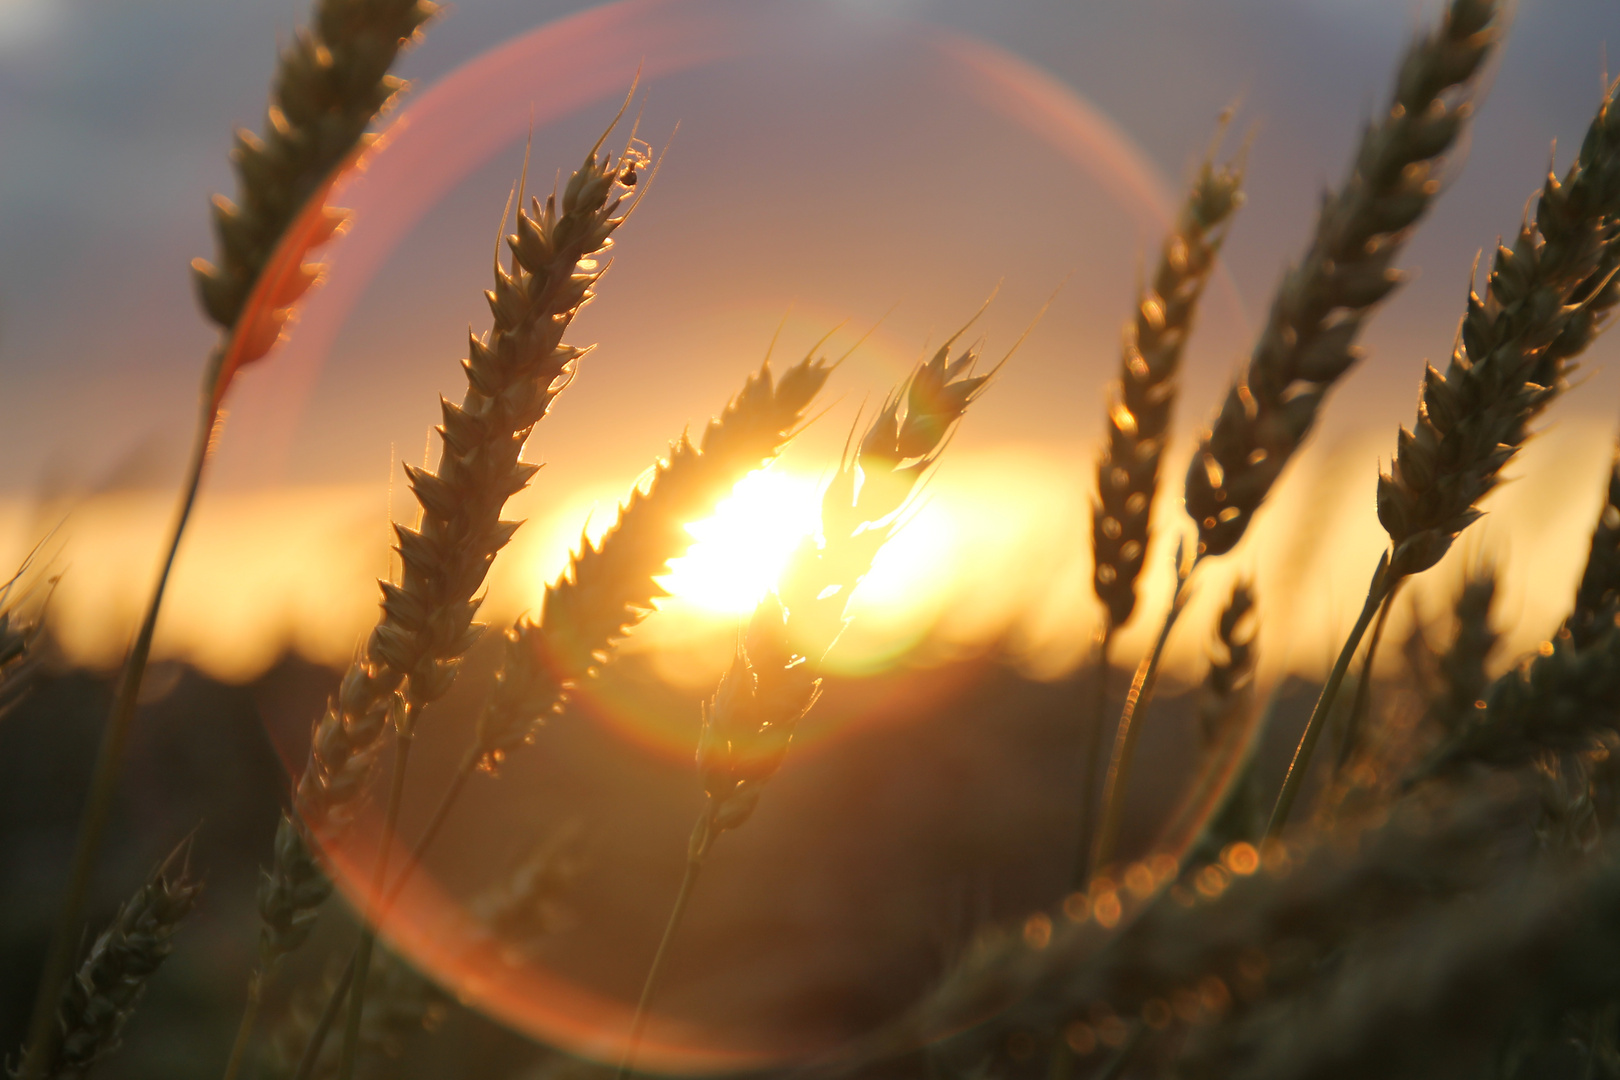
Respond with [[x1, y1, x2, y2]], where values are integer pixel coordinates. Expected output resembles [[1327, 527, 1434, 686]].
[[2, 0, 1619, 681], [1, 0, 1617, 491]]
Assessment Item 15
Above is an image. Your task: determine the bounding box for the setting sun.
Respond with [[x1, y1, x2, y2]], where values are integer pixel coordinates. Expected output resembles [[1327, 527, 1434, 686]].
[[660, 468, 824, 614]]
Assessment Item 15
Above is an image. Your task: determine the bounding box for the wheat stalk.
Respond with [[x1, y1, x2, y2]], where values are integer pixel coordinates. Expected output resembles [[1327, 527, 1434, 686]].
[[1269, 74, 1620, 837], [1150, 582, 1261, 863], [1077, 128, 1246, 889], [27, 7, 436, 1080], [1092, 0, 1498, 875], [1093, 129, 1246, 628], [330, 129, 647, 1080]]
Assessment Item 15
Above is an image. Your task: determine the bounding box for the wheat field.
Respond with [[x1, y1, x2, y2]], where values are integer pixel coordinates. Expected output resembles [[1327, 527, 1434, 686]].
[[5, 2, 1620, 1079]]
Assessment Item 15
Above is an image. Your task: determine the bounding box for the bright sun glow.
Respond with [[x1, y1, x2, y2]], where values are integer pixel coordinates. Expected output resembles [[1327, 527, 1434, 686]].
[[661, 469, 824, 614]]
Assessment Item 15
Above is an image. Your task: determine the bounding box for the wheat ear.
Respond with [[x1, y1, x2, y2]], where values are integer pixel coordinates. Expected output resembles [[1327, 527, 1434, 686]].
[[29, 9, 435, 1080], [1186, 0, 1498, 558], [1270, 77, 1620, 838], [19, 840, 203, 1080], [1077, 129, 1246, 889], [1093, 127, 1246, 629], [618, 339, 993, 1079]]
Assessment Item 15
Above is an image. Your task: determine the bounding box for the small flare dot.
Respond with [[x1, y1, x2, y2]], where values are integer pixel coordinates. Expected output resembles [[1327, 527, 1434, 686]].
[[1223, 842, 1259, 876], [1064, 1021, 1097, 1056], [1023, 912, 1053, 950]]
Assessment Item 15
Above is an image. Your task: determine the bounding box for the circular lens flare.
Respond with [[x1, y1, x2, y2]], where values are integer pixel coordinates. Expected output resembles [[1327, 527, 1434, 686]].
[[236, 0, 1247, 1072]]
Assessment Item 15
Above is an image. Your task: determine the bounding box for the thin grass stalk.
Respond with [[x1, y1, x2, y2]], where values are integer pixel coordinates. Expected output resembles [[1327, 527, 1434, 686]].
[[616, 810, 714, 1080], [1072, 626, 1113, 891], [1091, 546, 1193, 876], [18, 417, 211, 1080], [1151, 582, 1261, 863], [1267, 554, 1391, 838], [284, 746, 476, 1080], [1334, 579, 1402, 777]]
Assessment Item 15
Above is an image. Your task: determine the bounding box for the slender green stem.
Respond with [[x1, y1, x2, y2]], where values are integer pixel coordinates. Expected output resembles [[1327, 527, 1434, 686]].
[[1266, 554, 1393, 839], [1072, 626, 1114, 891], [222, 967, 265, 1080], [18, 400, 216, 1080], [287, 747, 478, 1080], [337, 721, 416, 1080], [1091, 557, 1194, 877], [616, 809, 714, 1080], [1334, 579, 1402, 777]]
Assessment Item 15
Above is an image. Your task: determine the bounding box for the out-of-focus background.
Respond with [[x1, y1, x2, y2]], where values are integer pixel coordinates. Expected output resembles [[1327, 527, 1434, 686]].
[[1, 0, 1618, 1075]]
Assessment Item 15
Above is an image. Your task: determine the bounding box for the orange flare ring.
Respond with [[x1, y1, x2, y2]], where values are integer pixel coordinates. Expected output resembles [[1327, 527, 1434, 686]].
[[207, 145, 369, 419]]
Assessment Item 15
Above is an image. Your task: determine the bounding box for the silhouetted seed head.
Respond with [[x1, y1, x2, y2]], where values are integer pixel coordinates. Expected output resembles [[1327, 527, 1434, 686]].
[[697, 596, 819, 837], [1378, 82, 1620, 578], [699, 339, 994, 835], [192, 0, 437, 333], [36, 842, 202, 1080], [781, 341, 990, 659], [1185, 0, 1499, 558], [473, 352, 831, 772], [1568, 447, 1620, 650], [1094, 134, 1245, 628]]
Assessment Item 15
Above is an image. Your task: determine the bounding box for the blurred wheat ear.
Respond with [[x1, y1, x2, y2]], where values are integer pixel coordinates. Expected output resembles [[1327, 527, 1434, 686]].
[[23, 840, 202, 1080]]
